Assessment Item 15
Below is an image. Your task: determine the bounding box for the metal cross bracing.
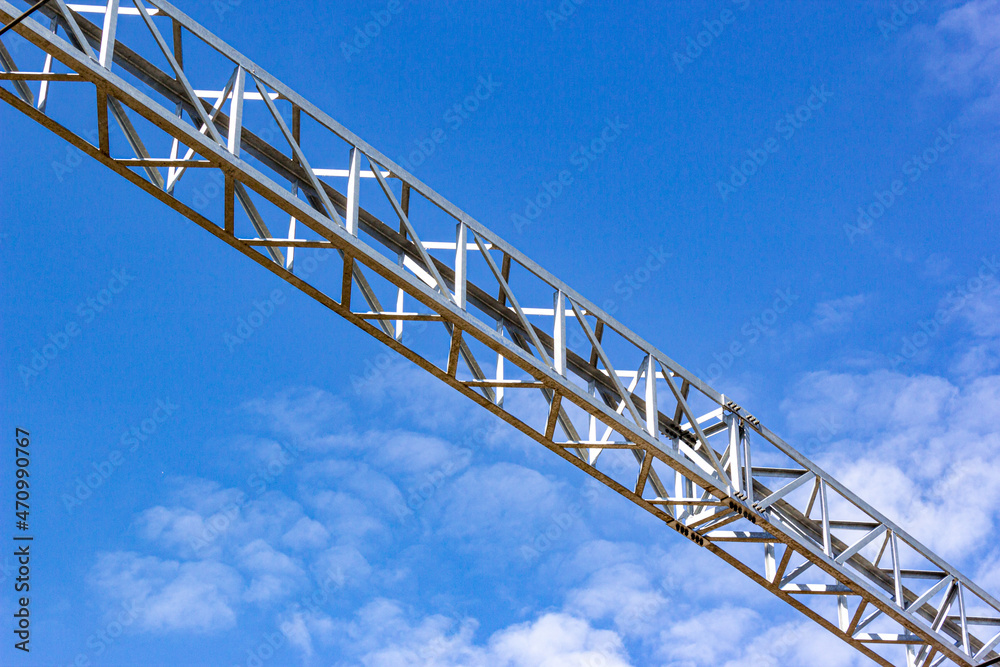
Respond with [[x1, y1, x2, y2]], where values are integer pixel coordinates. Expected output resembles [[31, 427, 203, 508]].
[[1, 2, 997, 665]]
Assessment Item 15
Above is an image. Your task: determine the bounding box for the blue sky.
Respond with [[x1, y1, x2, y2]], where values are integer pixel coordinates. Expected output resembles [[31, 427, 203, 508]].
[[1, 0, 999, 665]]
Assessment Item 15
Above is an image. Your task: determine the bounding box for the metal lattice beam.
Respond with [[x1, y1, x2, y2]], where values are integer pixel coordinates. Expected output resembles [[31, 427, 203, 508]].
[[1, 3, 998, 665]]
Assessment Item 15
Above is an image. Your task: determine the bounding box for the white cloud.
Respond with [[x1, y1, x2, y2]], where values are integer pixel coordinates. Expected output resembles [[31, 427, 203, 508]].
[[243, 387, 354, 450], [960, 280, 1000, 338], [237, 539, 305, 604], [719, 620, 866, 667], [281, 516, 331, 551], [656, 606, 760, 666], [911, 0, 1000, 165], [367, 429, 473, 478], [318, 599, 632, 667], [312, 544, 374, 590], [88, 552, 244, 634], [436, 462, 581, 558], [811, 294, 868, 334], [781, 369, 957, 437], [916, 0, 1000, 101], [488, 613, 631, 667], [564, 561, 668, 639]]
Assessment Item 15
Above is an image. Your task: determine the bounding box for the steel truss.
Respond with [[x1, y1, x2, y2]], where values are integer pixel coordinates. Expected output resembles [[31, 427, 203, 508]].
[[1, 2, 998, 665]]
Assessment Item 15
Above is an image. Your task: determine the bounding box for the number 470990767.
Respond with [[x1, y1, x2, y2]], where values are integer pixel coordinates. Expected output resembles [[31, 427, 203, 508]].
[[15, 428, 30, 523]]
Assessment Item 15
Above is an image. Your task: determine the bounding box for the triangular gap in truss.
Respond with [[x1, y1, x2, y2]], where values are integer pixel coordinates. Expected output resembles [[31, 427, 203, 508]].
[[552, 398, 591, 444], [555, 299, 607, 396], [0, 18, 68, 111], [354, 153, 405, 236], [570, 309, 648, 432], [152, 67, 237, 192], [91, 1, 175, 75], [502, 270, 565, 356], [225, 182, 284, 264], [121, 0, 233, 148], [293, 104, 355, 186], [394, 316, 455, 374], [638, 456, 685, 513], [775, 547, 821, 587], [343, 255, 403, 328], [0, 32, 99, 132], [665, 371, 719, 430], [791, 594, 858, 636], [850, 603, 920, 645], [584, 446, 644, 493], [279, 242, 344, 300], [443, 329, 504, 404], [462, 235, 535, 356], [579, 315, 648, 388], [823, 484, 882, 526], [885, 537, 961, 621], [573, 411, 636, 464], [165, 18, 241, 94], [765, 473, 822, 525], [967, 615, 1000, 664], [34, 78, 101, 151], [489, 385, 558, 440], [0, 22, 46, 74], [741, 438, 806, 483], [413, 215, 475, 300], [167, 164, 226, 221], [964, 586, 1000, 624], [362, 154, 454, 306], [385, 171, 462, 248], [106, 93, 175, 158], [710, 539, 779, 583], [458, 228, 507, 310]]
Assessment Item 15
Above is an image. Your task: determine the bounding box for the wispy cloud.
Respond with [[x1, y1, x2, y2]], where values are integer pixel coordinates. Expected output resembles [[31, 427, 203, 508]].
[[811, 294, 869, 334], [88, 552, 244, 634]]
